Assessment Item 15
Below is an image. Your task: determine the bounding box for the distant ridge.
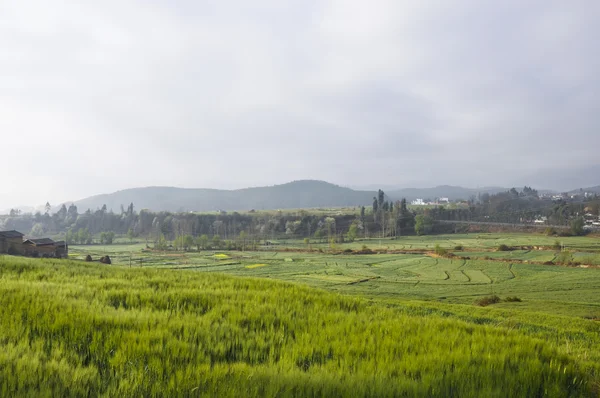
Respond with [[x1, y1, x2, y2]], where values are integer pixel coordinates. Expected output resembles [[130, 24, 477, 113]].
[[387, 185, 509, 201], [72, 180, 376, 212], [7, 181, 586, 215]]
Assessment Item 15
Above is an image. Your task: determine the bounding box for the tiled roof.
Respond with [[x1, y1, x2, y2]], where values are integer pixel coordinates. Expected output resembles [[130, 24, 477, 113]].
[[0, 230, 24, 239], [25, 238, 55, 246]]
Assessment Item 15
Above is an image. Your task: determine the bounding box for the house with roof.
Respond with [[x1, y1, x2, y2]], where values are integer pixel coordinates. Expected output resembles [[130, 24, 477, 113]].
[[54, 241, 68, 258], [0, 230, 25, 254], [22, 238, 58, 258], [0, 231, 68, 258]]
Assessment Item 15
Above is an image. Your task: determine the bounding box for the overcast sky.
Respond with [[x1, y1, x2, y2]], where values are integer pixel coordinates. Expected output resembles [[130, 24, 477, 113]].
[[1, 1, 599, 209]]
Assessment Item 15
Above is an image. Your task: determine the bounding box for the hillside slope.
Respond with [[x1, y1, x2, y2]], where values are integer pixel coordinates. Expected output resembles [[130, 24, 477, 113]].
[[73, 180, 376, 212], [0, 256, 594, 396]]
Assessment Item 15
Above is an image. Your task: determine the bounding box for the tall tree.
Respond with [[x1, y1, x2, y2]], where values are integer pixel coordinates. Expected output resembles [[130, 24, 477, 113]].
[[372, 197, 378, 221]]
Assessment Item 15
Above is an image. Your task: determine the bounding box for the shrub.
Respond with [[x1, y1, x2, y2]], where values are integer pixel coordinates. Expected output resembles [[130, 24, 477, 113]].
[[475, 295, 501, 307], [496, 244, 511, 252], [556, 251, 573, 265], [355, 245, 374, 255], [85, 255, 93, 262], [552, 241, 561, 251], [454, 245, 464, 251], [544, 227, 556, 236], [434, 244, 448, 256], [505, 296, 522, 302]]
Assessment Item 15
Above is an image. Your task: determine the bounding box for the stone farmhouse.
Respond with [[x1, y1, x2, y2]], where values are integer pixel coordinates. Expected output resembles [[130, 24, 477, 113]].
[[0, 230, 68, 258]]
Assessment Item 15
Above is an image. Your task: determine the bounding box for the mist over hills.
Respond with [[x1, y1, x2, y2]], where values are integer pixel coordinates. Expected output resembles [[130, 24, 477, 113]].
[[387, 186, 509, 201], [71, 181, 376, 213], [67, 181, 551, 214], [3, 180, 600, 215]]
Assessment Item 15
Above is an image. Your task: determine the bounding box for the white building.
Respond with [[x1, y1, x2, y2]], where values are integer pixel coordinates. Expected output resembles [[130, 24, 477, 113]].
[[411, 198, 426, 205]]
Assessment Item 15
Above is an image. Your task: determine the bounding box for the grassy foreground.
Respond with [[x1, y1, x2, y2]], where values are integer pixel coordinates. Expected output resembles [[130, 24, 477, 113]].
[[0, 256, 597, 397]]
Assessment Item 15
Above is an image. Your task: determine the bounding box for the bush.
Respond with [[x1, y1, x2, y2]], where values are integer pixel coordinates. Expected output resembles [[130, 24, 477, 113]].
[[552, 241, 561, 251], [505, 296, 522, 302], [544, 227, 556, 236], [355, 245, 374, 255], [85, 255, 93, 262], [434, 244, 448, 256], [475, 295, 501, 307], [556, 251, 573, 265], [496, 244, 511, 252], [454, 245, 464, 251]]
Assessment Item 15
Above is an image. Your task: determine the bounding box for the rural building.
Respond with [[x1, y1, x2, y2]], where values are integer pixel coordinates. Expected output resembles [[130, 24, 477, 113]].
[[54, 241, 68, 258], [22, 238, 57, 257], [412, 199, 426, 206], [0, 230, 25, 254], [0, 230, 67, 258]]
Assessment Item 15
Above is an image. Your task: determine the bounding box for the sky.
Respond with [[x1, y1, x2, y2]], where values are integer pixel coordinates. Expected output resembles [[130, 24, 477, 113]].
[[1, 1, 599, 209]]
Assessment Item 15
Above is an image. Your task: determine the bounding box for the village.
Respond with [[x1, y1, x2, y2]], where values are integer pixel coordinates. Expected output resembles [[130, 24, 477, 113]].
[[0, 230, 68, 258]]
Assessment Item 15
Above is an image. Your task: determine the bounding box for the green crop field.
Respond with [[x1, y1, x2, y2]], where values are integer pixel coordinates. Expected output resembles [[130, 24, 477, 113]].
[[0, 255, 598, 396], [70, 234, 600, 318], [2, 232, 600, 396]]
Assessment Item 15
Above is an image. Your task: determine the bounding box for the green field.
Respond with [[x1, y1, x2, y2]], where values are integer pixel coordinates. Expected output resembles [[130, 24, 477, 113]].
[[0, 255, 598, 396], [2, 232, 599, 396], [70, 234, 600, 318]]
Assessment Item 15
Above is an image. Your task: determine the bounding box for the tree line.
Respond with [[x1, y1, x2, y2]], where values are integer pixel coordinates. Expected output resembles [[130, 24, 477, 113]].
[[1, 187, 596, 245]]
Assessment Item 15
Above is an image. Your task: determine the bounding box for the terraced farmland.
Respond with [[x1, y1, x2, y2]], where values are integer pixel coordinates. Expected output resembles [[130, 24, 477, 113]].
[[70, 233, 600, 319]]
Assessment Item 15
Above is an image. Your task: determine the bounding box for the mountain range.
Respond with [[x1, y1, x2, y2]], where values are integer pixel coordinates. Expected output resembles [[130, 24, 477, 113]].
[[3, 180, 599, 215], [71, 180, 376, 213], [66, 181, 539, 213]]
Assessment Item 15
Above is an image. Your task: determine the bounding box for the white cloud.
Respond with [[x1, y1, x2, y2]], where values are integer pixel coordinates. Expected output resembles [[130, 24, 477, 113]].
[[0, 0, 598, 208]]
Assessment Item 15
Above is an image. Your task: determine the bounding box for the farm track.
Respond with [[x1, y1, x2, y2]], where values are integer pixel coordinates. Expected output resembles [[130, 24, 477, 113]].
[[347, 276, 380, 285], [460, 270, 471, 282], [507, 264, 516, 280], [480, 270, 493, 284]]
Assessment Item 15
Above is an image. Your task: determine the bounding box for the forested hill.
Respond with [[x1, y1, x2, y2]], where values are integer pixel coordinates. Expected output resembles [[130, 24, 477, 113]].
[[73, 180, 376, 212]]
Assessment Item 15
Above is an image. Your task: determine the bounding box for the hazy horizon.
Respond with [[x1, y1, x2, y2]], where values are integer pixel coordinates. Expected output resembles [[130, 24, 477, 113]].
[[1, 1, 599, 210], [1, 178, 595, 212]]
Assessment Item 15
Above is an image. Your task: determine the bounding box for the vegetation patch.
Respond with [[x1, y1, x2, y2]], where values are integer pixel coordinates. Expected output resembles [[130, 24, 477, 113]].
[[496, 244, 512, 252], [0, 256, 595, 396], [475, 295, 502, 307], [354, 245, 374, 254], [505, 296, 522, 302], [245, 263, 268, 269]]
